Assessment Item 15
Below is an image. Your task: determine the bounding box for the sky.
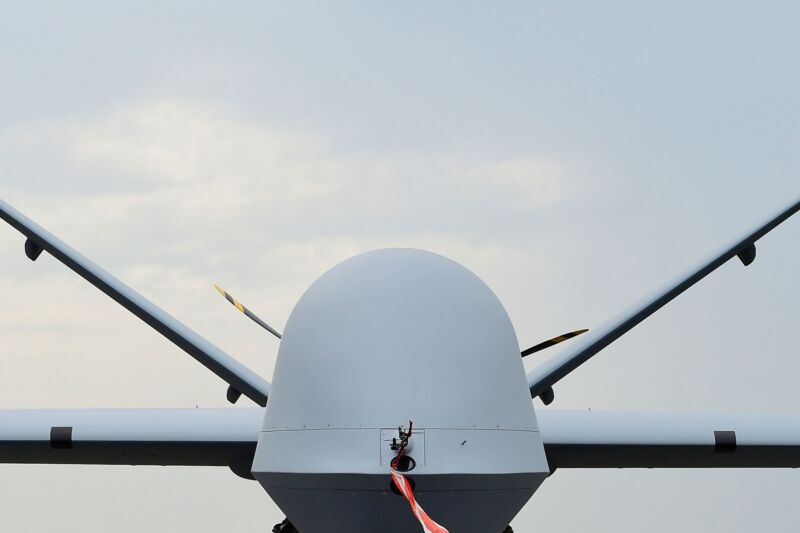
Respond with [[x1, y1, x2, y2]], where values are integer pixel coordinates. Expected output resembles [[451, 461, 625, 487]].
[[0, 1, 798, 531]]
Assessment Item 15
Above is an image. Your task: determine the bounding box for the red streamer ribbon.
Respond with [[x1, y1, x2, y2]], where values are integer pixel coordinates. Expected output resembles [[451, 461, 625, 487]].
[[390, 469, 450, 533]]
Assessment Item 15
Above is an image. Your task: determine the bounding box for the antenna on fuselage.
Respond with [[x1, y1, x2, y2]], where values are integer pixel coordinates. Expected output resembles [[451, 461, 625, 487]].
[[214, 284, 282, 340]]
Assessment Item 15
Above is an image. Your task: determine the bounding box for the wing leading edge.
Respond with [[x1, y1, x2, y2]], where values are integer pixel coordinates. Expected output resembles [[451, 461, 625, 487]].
[[539, 410, 800, 469], [0, 200, 270, 406], [0, 408, 262, 478], [527, 196, 800, 404]]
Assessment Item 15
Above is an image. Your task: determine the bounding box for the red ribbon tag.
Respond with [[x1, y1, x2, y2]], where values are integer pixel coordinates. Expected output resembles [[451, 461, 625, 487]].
[[390, 469, 450, 533]]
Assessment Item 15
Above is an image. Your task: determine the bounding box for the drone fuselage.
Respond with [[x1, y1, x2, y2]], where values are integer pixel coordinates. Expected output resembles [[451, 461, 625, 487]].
[[251, 249, 550, 532]]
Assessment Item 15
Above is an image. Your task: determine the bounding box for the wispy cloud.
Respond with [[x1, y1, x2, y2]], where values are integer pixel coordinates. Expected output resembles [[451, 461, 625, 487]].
[[2, 99, 577, 275]]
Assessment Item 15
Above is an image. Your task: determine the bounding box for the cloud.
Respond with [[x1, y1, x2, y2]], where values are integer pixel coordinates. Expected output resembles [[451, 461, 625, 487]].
[[3, 98, 573, 222], [1, 99, 579, 295], [68, 100, 345, 214]]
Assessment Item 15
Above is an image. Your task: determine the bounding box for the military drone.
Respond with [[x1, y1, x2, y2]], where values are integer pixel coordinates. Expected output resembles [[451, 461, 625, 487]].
[[0, 197, 798, 532]]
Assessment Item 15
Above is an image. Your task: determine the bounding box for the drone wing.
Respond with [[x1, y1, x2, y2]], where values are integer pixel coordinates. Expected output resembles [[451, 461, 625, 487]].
[[0, 408, 262, 478], [527, 197, 800, 404], [0, 200, 270, 406], [539, 410, 800, 469]]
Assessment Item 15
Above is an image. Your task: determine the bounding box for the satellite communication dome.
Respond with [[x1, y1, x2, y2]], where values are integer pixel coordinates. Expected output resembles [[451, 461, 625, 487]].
[[263, 248, 537, 432]]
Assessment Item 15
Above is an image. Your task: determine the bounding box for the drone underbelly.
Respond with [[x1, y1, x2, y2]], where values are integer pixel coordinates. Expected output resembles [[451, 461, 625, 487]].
[[261, 472, 542, 533], [252, 428, 549, 533]]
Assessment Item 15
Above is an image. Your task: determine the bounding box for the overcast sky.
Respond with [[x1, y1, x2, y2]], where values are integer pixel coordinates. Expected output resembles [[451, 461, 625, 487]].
[[0, 2, 799, 531]]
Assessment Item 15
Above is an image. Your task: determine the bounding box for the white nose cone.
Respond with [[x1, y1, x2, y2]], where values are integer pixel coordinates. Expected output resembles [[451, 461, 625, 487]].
[[264, 248, 536, 431]]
